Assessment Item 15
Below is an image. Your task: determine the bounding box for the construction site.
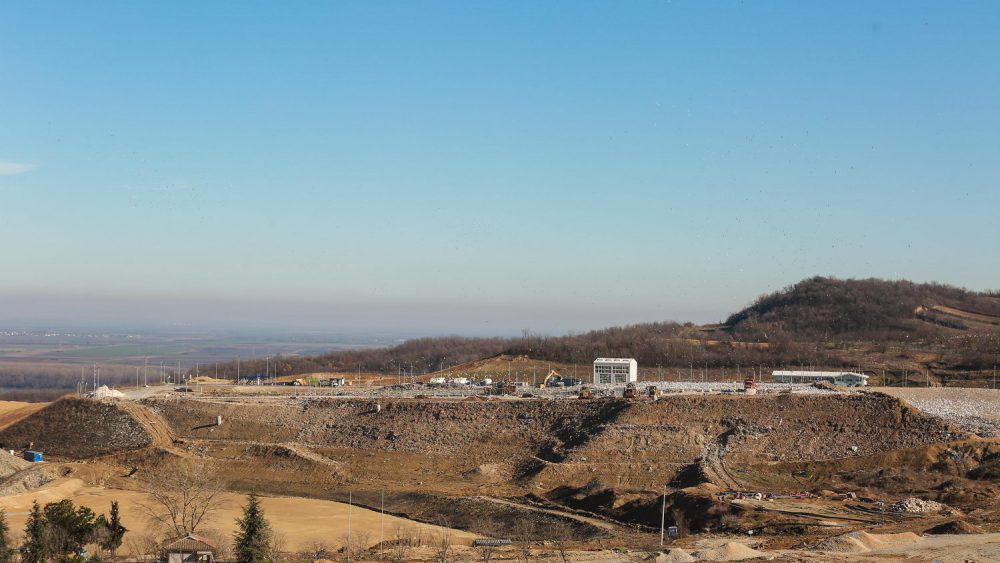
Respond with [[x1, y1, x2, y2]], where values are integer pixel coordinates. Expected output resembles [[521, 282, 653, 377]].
[[0, 354, 999, 562]]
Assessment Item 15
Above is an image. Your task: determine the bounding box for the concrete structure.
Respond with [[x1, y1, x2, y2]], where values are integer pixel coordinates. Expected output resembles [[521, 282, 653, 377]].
[[593, 358, 638, 385], [163, 534, 216, 563], [771, 370, 869, 386]]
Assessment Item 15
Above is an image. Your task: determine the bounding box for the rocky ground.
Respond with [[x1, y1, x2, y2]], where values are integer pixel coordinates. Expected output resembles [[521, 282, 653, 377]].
[[877, 387, 1000, 437]]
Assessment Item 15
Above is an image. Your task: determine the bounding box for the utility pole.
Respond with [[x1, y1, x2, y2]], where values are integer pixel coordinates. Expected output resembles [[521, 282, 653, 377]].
[[347, 491, 352, 563], [660, 484, 667, 546], [136, 367, 140, 392]]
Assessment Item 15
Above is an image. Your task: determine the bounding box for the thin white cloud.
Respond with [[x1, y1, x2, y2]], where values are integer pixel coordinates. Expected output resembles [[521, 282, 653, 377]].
[[0, 162, 36, 175]]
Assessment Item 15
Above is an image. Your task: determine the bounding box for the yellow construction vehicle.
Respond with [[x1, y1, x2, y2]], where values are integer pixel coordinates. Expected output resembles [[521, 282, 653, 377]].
[[623, 382, 640, 399], [539, 370, 562, 388], [578, 386, 592, 399], [647, 385, 661, 400]]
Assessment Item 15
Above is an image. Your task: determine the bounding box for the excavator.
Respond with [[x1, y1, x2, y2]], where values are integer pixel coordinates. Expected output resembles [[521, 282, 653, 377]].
[[539, 370, 562, 388], [539, 370, 583, 388]]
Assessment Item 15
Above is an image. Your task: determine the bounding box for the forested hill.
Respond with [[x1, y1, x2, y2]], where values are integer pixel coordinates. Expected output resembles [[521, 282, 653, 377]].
[[202, 277, 1000, 379], [724, 276, 1000, 341]]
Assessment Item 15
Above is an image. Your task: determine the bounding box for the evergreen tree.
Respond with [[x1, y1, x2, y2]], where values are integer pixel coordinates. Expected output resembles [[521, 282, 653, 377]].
[[95, 501, 127, 556], [233, 492, 272, 563], [105, 501, 127, 555], [21, 501, 47, 563], [0, 509, 13, 563], [43, 499, 97, 557]]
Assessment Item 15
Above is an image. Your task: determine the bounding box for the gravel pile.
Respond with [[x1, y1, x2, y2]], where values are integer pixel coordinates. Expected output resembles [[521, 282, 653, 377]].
[[891, 497, 948, 513], [895, 397, 1000, 437]]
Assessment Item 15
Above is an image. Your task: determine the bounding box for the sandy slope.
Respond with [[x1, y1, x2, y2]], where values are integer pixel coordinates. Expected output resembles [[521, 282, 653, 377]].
[[0, 401, 48, 431], [0, 478, 476, 553]]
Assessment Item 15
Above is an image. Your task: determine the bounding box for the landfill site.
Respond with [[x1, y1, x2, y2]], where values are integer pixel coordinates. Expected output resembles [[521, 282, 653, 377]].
[[0, 357, 999, 563]]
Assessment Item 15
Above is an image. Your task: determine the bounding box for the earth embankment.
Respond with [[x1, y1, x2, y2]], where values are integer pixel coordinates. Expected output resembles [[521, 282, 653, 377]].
[[0, 398, 152, 458]]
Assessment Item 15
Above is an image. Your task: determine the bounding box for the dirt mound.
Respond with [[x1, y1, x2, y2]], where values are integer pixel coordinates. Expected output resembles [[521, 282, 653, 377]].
[[924, 520, 984, 535], [0, 465, 57, 495], [694, 542, 767, 560], [817, 531, 921, 553], [0, 450, 31, 478], [652, 548, 695, 562], [0, 398, 152, 459], [91, 385, 125, 399]]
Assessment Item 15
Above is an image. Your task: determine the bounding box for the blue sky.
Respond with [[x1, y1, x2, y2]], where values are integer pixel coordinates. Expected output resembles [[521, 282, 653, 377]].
[[1, 1, 998, 334]]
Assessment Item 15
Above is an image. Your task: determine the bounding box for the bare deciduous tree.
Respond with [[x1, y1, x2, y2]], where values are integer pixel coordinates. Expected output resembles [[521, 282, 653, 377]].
[[389, 523, 416, 561], [267, 531, 286, 563], [510, 519, 535, 563], [304, 538, 331, 560], [548, 520, 573, 563], [432, 518, 452, 563], [198, 528, 232, 562], [125, 533, 162, 563], [140, 460, 226, 537]]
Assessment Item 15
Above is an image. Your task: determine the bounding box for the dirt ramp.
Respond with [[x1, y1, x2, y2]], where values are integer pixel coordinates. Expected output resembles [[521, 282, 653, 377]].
[[0, 398, 152, 459]]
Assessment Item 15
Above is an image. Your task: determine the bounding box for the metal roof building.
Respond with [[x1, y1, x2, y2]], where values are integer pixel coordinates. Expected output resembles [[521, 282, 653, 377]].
[[771, 370, 869, 386], [593, 358, 638, 385]]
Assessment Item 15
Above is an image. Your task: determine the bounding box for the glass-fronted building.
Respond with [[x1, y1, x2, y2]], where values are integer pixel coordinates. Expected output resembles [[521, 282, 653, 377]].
[[593, 358, 638, 384]]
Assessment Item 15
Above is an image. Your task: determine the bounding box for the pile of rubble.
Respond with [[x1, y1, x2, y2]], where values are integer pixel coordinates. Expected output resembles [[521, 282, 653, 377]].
[[879, 389, 1000, 438], [91, 385, 126, 399], [900, 397, 999, 437], [890, 497, 948, 513]]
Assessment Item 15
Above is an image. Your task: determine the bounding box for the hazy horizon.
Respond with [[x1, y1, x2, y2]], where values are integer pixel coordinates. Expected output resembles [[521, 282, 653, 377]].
[[3, 2, 998, 335]]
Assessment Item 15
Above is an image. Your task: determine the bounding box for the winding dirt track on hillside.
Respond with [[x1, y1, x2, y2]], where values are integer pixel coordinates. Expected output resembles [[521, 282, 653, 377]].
[[476, 495, 623, 532], [116, 401, 175, 447]]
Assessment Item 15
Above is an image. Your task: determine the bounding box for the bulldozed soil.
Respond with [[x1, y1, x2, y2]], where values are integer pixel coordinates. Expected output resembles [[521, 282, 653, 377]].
[[1, 390, 998, 560]]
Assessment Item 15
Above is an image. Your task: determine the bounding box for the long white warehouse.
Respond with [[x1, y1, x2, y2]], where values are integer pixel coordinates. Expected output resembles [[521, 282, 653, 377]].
[[771, 370, 869, 386], [593, 358, 638, 384]]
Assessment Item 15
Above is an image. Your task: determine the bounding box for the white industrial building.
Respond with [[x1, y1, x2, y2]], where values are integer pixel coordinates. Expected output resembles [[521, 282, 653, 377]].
[[771, 370, 869, 387], [593, 358, 638, 384]]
